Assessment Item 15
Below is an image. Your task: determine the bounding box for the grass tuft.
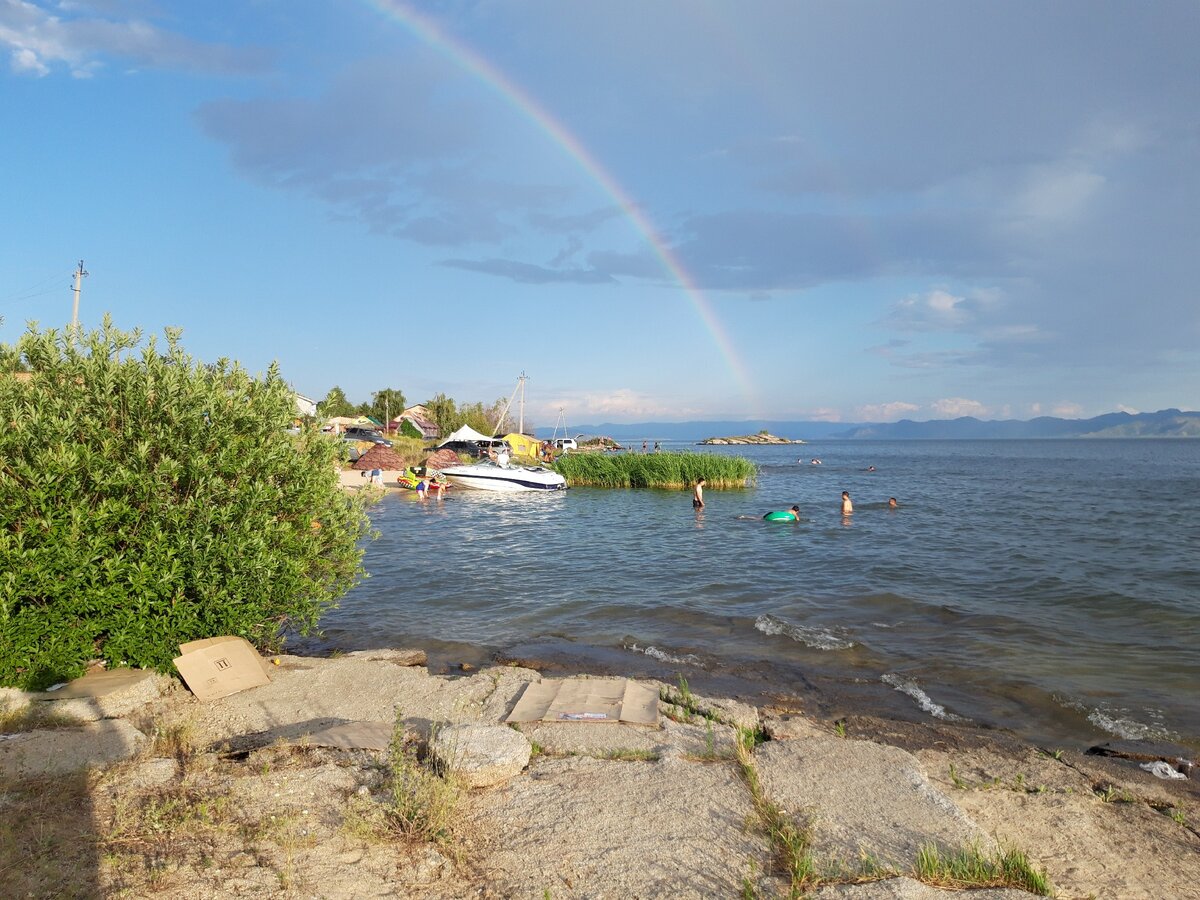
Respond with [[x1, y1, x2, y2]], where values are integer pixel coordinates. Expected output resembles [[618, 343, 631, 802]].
[[733, 724, 817, 891], [380, 716, 460, 844], [913, 843, 1052, 895]]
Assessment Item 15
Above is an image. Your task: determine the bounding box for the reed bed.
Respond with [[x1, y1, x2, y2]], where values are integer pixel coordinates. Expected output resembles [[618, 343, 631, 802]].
[[553, 451, 755, 489]]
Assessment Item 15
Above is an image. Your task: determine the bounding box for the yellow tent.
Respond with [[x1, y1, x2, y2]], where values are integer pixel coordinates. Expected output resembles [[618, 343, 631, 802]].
[[502, 433, 541, 458]]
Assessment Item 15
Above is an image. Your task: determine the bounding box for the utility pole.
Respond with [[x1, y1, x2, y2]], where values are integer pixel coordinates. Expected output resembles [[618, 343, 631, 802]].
[[518, 371, 527, 435], [71, 259, 88, 333]]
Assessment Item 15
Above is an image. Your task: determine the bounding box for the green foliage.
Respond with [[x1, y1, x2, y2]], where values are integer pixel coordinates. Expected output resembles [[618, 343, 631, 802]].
[[553, 451, 756, 489], [424, 391, 511, 437], [399, 418, 422, 439], [316, 385, 356, 419], [366, 388, 405, 425], [0, 319, 371, 689]]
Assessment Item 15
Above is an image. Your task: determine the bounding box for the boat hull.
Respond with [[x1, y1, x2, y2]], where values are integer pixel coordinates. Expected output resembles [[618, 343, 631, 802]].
[[438, 462, 566, 492]]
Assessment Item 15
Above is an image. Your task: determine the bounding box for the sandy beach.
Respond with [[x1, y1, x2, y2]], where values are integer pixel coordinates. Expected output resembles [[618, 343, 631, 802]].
[[2, 651, 1197, 898]]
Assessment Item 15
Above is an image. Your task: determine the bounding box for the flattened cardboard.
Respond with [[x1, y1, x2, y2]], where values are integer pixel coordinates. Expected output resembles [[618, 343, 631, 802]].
[[35, 667, 155, 700], [174, 636, 271, 701], [179, 636, 273, 679], [303, 722, 393, 751], [505, 678, 659, 726]]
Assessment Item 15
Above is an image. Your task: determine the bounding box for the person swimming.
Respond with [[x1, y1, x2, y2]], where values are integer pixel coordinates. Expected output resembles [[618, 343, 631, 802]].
[[888, 497, 898, 509], [763, 505, 801, 522]]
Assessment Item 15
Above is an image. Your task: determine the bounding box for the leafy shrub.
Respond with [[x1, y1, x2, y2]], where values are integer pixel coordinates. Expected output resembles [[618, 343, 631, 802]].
[[0, 319, 372, 689], [399, 418, 422, 439]]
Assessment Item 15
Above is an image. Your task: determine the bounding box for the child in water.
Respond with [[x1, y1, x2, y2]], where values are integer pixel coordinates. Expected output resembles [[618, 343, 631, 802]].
[[841, 491, 853, 514]]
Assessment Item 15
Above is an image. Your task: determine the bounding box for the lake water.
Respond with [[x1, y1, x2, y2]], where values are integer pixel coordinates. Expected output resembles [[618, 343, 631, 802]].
[[307, 440, 1200, 751]]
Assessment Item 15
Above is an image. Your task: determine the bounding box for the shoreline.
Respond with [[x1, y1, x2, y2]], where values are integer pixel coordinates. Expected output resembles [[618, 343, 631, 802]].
[[2, 648, 1197, 898]]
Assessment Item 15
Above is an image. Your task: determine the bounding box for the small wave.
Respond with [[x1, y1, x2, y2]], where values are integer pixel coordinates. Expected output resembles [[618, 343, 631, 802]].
[[754, 613, 855, 651], [881, 674, 968, 722], [623, 642, 701, 666], [1054, 695, 1176, 742]]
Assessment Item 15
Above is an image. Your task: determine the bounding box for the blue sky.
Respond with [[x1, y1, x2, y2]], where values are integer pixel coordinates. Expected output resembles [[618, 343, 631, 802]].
[[2, 0, 1197, 426]]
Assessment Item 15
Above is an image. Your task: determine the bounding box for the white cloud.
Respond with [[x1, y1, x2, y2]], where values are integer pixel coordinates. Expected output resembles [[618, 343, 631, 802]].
[[805, 407, 844, 423], [855, 401, 919, 422], [930, 397, 989, 418], [10, 44, 47, 74], [0, 0, 267, 77], [535, 389, 692, 421], [1051, 402, 1085, 417], [1116, 404, 1139, 414], [882, 288, 977, 332]]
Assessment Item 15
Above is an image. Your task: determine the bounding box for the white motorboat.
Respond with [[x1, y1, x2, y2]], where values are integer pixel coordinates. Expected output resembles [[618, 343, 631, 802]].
[[437, 458, 567, 492]]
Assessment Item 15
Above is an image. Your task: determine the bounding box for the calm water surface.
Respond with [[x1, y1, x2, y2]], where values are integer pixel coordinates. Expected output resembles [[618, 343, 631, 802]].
[[309, 440, 1200, 750]]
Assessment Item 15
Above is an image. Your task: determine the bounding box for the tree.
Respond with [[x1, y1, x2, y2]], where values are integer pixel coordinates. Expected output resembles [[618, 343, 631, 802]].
[[317, 385, 356, 419], [0, 319, 372, 689], [367, 388, 405, 426]]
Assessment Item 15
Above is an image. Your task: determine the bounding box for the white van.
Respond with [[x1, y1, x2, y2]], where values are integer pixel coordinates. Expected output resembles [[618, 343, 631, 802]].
[[553, 438, 578, 451]]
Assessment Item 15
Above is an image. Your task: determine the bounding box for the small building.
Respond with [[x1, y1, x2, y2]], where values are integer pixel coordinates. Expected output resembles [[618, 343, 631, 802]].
[[393, 406, 439, 440], [294, 392, 318, 418]]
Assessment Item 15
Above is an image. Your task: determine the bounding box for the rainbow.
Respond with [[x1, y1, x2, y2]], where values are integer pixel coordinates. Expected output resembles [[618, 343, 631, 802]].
[[362, 0, 759, 410]]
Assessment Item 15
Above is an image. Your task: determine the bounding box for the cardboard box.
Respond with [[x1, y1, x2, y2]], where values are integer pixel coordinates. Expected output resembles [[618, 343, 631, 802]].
[[174, 636, 271, 701], [505, 678, 659, 726]]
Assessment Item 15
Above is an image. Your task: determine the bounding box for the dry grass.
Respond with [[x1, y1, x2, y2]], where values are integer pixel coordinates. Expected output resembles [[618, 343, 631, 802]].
[[0, 771, 101, 899]]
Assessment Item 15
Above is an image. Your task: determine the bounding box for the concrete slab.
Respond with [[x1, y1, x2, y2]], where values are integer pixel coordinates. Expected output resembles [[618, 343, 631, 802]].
[[467, 754, 770, 898], [755, 735, 990, 869]]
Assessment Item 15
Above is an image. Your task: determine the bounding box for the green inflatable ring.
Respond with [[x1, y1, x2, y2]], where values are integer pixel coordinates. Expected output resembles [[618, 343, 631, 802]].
[[763, 511, 798, 522]]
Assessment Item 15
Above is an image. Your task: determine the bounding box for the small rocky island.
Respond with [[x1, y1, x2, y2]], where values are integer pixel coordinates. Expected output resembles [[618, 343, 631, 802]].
[[699, 431, 805, 445]]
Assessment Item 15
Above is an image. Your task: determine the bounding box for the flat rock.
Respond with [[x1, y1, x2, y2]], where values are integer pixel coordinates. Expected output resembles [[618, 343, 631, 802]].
[[343, 648, 427, 667], [762, 711, 828, 742], [755, 736, 989, 869], [0, 720, 147, 776], [951, 783, 1200, 900], [430, 723, 531, 788], [0, 686, 31, 713], [467, 754, 770, 898], [186, 658, 532, 748]]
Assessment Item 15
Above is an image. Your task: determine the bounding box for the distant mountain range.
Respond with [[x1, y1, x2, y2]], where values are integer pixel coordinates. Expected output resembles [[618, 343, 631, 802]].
[[556, 409, 1200, 442]]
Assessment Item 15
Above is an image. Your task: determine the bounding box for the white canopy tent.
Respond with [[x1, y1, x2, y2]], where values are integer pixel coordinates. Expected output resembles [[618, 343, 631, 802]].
[[437, 425, 497, 446]]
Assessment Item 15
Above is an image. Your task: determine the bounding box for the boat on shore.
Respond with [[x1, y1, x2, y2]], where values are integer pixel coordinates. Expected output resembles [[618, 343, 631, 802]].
[[437, 458, 567, 492]]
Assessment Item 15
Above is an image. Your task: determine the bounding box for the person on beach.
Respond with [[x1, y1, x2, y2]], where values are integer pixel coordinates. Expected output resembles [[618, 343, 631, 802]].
[[888, 497, 899, 509], [642, 440, 648, 453], [841, 491, 853, 514], [692, 478, 705, 509], [369, 468, 383, 486]]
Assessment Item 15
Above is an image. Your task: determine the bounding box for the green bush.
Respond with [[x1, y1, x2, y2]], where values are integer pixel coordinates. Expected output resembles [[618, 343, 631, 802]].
[[399, 418, 422, 439], [0, 319, 372, 689]]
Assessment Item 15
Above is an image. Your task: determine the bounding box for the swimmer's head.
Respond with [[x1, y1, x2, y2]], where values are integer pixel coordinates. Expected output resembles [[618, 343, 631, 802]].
[[790, 505, 800, 512]]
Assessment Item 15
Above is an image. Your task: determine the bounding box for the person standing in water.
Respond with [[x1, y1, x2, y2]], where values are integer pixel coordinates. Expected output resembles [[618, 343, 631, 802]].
[[692, 478, 705, 509], [841, 491, 853, 514]]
